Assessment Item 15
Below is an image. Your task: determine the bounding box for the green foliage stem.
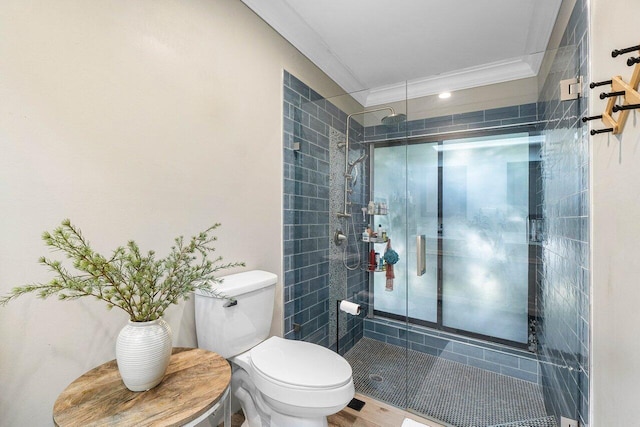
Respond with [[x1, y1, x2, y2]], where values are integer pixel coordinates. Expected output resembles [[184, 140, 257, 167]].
[[0, 219, 245, 321]]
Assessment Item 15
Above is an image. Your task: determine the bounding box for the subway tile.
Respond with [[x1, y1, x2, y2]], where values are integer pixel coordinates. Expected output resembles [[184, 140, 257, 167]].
[[439, 350, 468, 365], [423, 334, 448, 350], [424, 115, 453, 129], [467, 357, 501, 374], [485, 105, 519, 121], [309, 87, 323, 103], [501, 115, 537, 126], [484, 350, 519, 368], [451, 342, 484, 359], [406, 119, 426, 132], [289, 74, 310, 100], [386, 336, 407, 347], [474, 119, 503, 129], [301, 100, 319, 119], [374, 323, 399, 338], [283, 86, 302, 108], [364, 330, 387, 342], [519, 357, 539, 374], [520, 103, 538, 118], [324, 101, 344, 123], [309, 300, 327, 320], [284, 300, 295, 318], [386, 131, 408, 139], [436, 124, 469, 133], [309, 116, 327, 136], [410, 342, 441, 357], [501, 366, 539, 383], [398, 329, 425, 345], [452, 111, 484, 125]]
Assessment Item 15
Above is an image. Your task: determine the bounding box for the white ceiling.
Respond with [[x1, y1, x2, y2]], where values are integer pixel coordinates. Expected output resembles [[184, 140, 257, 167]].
[[240, 0, 563, 106]]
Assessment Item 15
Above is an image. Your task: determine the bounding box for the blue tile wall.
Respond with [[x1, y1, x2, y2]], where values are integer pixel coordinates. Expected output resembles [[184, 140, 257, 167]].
[[283, 71, 367, 352], [537, 1, 590, 426], [364, 103, 538, 142], [285, 78, 543, 362], [283, 71, 333, 346]]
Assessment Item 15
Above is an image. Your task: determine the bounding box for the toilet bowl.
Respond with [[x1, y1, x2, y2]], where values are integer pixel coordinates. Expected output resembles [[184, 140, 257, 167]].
[[232, 336, 354, 426], [195, 270, 354, 427]]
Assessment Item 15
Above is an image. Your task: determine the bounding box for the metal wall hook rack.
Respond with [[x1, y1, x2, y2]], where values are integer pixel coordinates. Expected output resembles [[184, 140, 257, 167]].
[[590, 79, 613, 89], [612, 103, 640, 112], [627, 57, 640, 66], [585, 42, 640, 136], [590, 128, 614, 136], [612, 44, 640, 58], [582, 115, 603, 122], [600, 90, 626, 99]]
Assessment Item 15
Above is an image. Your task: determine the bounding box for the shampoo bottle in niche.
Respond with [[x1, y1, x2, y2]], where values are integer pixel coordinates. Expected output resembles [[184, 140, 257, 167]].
[[369, 249, 376, 271], [367, 201, 375, 215]]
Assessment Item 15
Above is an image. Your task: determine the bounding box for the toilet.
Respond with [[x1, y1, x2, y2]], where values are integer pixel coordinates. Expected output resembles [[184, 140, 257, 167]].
[[195, 270, 354, 427]]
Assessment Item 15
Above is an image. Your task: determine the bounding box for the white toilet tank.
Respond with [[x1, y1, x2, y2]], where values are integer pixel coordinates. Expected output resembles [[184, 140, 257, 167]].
[[195, 270, 277, 358]]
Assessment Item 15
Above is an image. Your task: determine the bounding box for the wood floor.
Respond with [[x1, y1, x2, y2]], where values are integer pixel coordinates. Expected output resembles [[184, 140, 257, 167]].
[[328, 394, 445, 427], [223, 393, 445, 427]]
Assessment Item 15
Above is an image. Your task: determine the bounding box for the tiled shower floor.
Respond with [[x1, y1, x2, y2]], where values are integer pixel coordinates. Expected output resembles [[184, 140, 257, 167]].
[[344, 338, 556, 427]]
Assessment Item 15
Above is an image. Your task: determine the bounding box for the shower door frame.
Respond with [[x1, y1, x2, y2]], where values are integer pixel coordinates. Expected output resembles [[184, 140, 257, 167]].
[[369, 125, 542, 351]]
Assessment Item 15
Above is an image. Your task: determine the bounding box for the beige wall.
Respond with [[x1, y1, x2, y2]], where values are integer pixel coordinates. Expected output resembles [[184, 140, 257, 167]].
[[590, 0, 640, 424], [0, 1, 349, 425]]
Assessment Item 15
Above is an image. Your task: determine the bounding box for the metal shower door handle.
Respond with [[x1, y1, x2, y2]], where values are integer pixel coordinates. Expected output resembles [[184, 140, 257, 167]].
[[417, 235, 426, 276]]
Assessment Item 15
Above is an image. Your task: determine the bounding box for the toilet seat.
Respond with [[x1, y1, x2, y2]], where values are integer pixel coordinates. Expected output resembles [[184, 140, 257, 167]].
[[251, 336, 352, 389], [242, 336, 354, 412]]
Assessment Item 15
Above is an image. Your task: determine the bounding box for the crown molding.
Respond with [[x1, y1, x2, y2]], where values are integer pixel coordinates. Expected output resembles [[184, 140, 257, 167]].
[[364, 55, 544, 107], [241, 0, 367, 96]]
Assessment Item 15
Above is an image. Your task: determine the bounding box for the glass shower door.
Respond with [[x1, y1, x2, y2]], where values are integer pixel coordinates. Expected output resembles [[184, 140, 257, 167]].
[[374, 133, 531, 343], [440, 133, 531, 344], [371, 143, 438, 323], [373, 131, 542, 426]]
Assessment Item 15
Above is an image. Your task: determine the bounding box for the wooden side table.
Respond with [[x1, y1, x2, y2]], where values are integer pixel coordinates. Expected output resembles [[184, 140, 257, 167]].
[[53, 347, 232, 427]]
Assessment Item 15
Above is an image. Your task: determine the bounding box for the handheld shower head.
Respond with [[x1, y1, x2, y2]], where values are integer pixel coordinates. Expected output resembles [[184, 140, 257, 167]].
[[348, 150, 368, 168], [346, 150, 367, 186]]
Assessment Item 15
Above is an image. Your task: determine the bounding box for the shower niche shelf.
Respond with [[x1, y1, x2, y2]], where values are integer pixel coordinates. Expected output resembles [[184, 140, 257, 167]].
[[363, 266, 388, 273], [362, 237, 388, 243], [363, 235, 390, 272]]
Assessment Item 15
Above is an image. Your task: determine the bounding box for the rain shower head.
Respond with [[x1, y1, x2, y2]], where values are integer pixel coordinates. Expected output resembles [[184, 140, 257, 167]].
[[381, 112, 407, 126]]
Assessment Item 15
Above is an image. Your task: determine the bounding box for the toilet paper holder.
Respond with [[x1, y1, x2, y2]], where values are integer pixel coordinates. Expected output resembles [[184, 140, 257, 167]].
[[335, 299, 366, 354]]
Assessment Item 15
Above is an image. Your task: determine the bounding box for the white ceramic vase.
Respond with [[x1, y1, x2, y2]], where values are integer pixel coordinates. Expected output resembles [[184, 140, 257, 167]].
[[116, 318, 173, 392]]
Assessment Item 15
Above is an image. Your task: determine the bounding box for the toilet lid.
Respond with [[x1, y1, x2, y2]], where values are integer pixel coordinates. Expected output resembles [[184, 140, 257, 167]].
[[250, 336, 352, 389]]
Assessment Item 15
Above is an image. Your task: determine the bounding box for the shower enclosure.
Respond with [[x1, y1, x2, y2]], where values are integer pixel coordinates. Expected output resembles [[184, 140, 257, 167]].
[[283, 41, 587, 426], [371, 132, 539, 346]]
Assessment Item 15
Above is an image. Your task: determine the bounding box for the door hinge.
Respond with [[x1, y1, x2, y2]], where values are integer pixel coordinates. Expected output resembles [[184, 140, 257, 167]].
[[560, 76, 583, 101]]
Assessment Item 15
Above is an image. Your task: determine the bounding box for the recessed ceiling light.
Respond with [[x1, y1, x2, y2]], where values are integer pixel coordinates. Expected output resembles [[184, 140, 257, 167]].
[[439, 92, 452, 99]]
